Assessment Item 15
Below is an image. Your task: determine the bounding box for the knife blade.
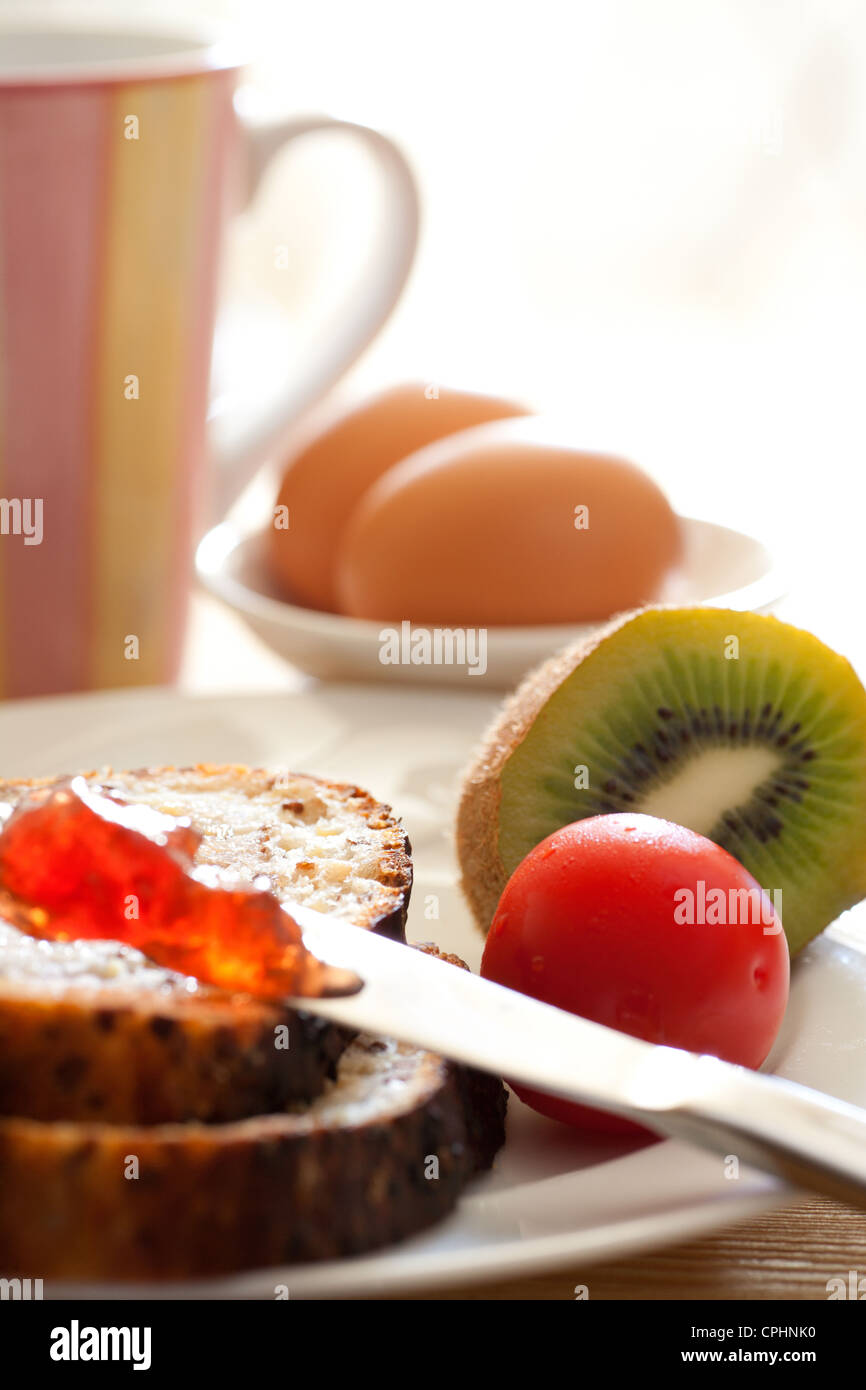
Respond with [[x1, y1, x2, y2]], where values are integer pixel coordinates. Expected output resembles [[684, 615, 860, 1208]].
[[289, 903, 866, 1209]]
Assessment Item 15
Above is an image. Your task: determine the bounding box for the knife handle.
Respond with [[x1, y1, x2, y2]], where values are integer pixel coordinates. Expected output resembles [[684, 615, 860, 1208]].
[[642, 1054, 866, 1208]]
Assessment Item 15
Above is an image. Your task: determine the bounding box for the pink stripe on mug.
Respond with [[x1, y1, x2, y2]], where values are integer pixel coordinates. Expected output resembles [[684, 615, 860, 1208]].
[[0, 85, 110, 695]]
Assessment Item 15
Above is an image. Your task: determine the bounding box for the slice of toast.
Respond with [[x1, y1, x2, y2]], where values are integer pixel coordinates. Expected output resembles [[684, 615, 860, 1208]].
[[0, 1028, 508, 1280], [0, 765, 412, 1123]]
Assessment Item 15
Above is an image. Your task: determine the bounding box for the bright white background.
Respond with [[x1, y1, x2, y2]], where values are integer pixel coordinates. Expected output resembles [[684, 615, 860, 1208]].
[[3, 0, 864, 680]]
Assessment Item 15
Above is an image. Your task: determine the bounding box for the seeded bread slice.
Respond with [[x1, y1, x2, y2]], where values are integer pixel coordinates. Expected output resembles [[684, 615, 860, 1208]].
[[0, 1029, 508, 1281], [0, 765, 412, 1124]]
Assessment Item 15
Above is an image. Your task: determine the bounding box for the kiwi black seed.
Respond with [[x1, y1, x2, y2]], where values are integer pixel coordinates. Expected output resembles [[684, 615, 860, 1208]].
[[456, 607, 866, 954]]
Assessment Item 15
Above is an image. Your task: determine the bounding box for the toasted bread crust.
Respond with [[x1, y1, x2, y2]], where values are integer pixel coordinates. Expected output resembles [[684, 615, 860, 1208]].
[[0, 1035, 507, 1280], [0, 765, 411, 1122], [0, 992, 352, 1124]]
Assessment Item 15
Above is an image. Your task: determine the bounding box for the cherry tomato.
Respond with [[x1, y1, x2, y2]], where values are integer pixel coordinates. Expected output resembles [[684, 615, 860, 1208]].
[[480, 814, 789, 1134]]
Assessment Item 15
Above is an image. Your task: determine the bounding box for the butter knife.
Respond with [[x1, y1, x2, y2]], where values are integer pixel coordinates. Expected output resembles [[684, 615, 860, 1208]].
[[290, 903, 866, 1209]]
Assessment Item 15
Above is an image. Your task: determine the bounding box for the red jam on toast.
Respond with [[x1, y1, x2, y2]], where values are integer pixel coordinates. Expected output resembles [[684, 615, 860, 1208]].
[[0, 777, 360, 999]]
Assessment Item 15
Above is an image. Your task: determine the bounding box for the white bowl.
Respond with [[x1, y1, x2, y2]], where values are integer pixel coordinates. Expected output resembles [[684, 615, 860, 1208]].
[[195, 515, 786, 689]]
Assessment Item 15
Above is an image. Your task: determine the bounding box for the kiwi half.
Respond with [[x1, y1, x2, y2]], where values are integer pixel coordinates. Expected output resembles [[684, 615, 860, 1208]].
[[457, 607, 866, 955]]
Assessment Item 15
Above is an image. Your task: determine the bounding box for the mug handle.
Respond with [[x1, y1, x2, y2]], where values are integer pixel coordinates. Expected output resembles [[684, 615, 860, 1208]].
[[208, 98, 420, 518]]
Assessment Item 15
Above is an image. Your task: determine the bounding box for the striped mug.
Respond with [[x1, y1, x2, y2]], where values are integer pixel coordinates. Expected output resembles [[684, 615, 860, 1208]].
[[0, 15, 418, 696]]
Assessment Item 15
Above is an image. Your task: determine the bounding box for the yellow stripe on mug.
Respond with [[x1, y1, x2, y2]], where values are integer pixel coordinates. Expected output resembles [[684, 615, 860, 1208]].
[[91, 76, 211, 688]]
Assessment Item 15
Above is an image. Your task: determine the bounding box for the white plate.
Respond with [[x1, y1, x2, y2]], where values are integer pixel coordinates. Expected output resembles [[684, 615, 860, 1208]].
[[2, 682, 863, 1301], [195, 516, 786, 689]]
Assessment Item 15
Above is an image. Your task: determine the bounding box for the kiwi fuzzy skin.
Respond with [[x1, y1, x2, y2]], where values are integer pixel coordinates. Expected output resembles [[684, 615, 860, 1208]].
[[456, 608, 644, 932]]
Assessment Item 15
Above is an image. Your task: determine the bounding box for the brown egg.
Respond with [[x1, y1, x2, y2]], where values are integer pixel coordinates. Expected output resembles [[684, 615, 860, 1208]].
[[267, 383, 529, 612], [335, 418, 683, 626]]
